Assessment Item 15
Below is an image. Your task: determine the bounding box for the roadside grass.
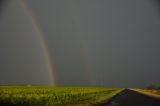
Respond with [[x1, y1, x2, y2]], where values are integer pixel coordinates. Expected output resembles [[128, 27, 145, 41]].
[[0, 86, 123, 106], [131, 89, 160, 100]]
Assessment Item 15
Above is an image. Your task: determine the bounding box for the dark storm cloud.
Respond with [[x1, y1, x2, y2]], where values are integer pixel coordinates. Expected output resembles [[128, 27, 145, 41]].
[[0, 0, 8, 18], [154, 0, 160, 7], [1, 0, 160, 88], [0, 0, 6, 10]]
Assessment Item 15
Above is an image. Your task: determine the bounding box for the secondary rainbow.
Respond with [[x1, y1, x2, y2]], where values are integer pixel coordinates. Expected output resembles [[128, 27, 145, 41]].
[[19, 0, 56, 86]]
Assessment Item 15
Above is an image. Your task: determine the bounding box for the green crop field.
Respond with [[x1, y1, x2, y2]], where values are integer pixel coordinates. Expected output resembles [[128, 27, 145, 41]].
[[0, 86, 123, 106]]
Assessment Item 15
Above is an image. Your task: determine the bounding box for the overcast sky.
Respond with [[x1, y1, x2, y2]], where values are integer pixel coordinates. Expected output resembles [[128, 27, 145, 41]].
[[0, 0, 160, 88]]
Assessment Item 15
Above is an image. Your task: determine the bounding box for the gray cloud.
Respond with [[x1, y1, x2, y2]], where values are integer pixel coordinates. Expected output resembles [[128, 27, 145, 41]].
[[0, 0, 160, 88]]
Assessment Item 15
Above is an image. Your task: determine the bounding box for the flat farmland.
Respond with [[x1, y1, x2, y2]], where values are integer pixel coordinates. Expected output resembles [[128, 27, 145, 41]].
[[0, 86, 123, 106]]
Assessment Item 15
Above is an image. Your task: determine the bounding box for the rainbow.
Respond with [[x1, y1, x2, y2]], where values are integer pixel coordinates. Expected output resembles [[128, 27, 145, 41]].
[[19, 0, 56, 86]]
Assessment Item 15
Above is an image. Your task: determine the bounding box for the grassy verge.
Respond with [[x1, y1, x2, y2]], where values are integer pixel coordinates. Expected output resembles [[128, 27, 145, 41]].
[[131, 89, 160, 100], [92, 88, 124, 106], [0, 86, 123, 106]]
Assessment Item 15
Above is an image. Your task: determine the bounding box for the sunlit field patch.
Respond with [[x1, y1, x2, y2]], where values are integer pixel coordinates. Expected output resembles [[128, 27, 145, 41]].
[[0, 86, 123, 106], [132, 89, 160, 100]]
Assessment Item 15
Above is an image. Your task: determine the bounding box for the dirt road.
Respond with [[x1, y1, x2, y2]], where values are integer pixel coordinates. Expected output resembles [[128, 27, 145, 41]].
[[99, 89, 160, 106]]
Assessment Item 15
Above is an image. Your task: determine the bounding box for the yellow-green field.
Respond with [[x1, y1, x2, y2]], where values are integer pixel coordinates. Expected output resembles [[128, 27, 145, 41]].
[[0, 86, 123, 106]]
